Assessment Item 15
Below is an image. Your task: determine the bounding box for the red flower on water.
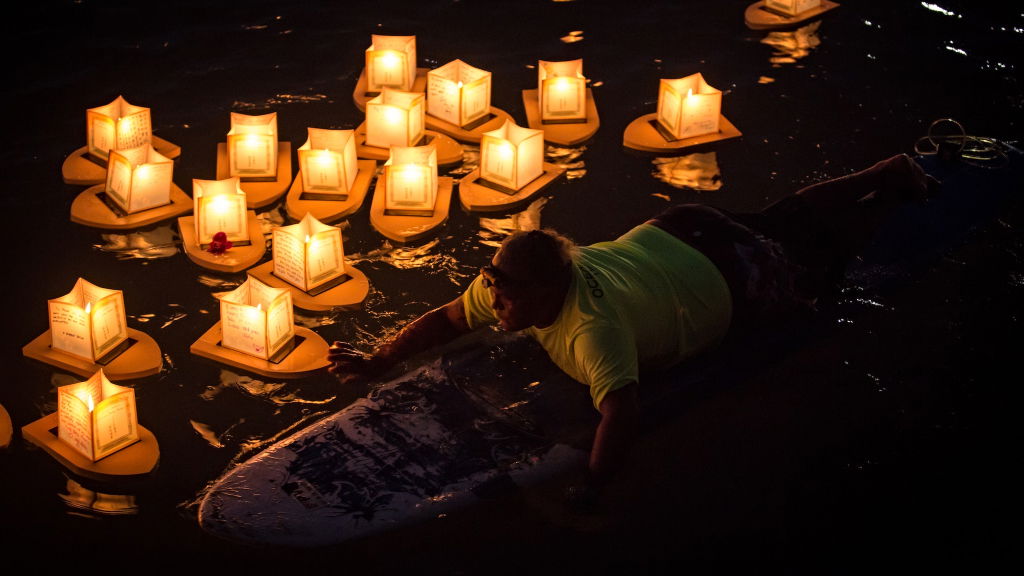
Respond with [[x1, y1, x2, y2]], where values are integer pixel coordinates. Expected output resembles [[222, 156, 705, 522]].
[[207, 231, 233, 255]]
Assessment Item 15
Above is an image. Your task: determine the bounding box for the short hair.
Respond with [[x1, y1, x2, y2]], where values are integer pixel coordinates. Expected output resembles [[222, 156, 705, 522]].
[[498, 228, 576, 282]]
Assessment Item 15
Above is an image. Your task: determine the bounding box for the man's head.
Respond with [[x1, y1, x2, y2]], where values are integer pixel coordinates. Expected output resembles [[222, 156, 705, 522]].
[[482, 228, 576, 331]]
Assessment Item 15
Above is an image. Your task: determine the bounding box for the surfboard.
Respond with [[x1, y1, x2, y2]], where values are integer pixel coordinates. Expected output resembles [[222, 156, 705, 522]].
[[197, 146, 1023, 548], [197, 331, 598, 547]]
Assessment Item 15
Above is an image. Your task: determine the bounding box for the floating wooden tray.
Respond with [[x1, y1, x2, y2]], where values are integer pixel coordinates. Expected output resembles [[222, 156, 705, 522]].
[[285, 159, 377, 223], [61, 135, 182, 186], [70, 183, 192, 230], [622, 113, 743, 153], [424, 107, 515, 144], [521, 88, 600, 146], [1, 403, 12, 449], [352, 67, 430, 112], [216, 142, 293, 208], [178, 211, 267, 273], [22, 412, 159, 481], [370, 176, 453, 244], [247, 260, 370, 311], [458, 164, 565, 214], [744, 0, 839, 30], [22, 328, 163, 380], [190, 324, 330, 379], [354, 125, 464, 167]]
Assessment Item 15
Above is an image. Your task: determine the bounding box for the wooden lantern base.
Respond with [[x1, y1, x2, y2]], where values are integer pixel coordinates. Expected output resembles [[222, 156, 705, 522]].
[[354, 125, 464, 167], [352, 67, 430, 112], [61, 135, 181, 186], [190, 324, 330, 379], [622, 113, 743, 153], [22, 328, 163, 380], [178, 211, 267, 273], [216, 142, 293, 208], [1, 403, 12, 449], [247, 260, 370, 311], [458, 164, 566, 214], [522, 88, 600, 146], [744, 0, 840, 30], [22, 412, 159, 481], [70, 183, 192, 230], [370, 176, 453, 244], [424, 106, 516, 144], [285, 159, 377, 223]]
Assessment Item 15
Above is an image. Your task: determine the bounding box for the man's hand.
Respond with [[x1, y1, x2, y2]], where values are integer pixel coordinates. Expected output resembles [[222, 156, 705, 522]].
[[327, 342, 386, 383]]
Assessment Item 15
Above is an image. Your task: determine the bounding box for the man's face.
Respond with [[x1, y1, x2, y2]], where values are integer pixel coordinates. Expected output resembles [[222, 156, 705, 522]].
[[481, 252, 544, 332]]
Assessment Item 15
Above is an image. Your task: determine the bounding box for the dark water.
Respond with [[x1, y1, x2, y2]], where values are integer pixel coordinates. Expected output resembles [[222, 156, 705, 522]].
[[2, 0, 1022, 573]]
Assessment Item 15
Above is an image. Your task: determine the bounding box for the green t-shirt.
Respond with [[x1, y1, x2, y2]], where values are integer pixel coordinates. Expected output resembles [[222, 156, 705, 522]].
[[462, 223, 732, 410]]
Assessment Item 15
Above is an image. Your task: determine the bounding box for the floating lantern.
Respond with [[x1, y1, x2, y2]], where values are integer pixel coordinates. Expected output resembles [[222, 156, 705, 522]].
[[426, 59, 492, 129], [219, 275, 295, 362], [656, 73, 722, 140], [227, 112, 279, 180], [383, 144, 437, 216], [104, 144, 174, 214], [365, 34, 417, 92], [297, 128, 359, 196], [272, 212, 348, 293], [538, 59, 587, 124], [48, 278, 128, 364], [764, 0, 820, 16], [193, 177, 249, 249], [86, 95, 152, 163], [479, 119, 544, 193], [365, 89, 426, 149], [57, 368, 139, 462]]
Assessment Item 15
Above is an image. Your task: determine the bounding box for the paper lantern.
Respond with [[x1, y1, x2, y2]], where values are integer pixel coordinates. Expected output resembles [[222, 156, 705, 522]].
[[272, 212, 347, 293], [86, 95, 152, 163], [365, 89, 425, 149], [219, 275, 295, 361], [365, 34, 417, 92], [383, 145, 438, 216], [48, 278, 128, 363], [227, 112, 278, 180], [479, 119, 544, 192], [297, 128, 359, 195], [538, 59, 587, 123], [193, 177, 249, 248], [656, 73, 722, 140], [57, 368, 139, 462], [764, 0, 821, 16], [426, 59, 492, 128], [104, 144, 174, 214]]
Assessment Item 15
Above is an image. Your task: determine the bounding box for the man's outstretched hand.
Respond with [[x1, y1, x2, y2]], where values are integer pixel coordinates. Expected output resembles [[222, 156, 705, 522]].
[[328, 342, 386, 383]]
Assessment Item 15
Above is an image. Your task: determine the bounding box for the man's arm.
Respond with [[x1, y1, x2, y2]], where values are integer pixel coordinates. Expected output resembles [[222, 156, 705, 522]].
[[329, 297, 473, 383], [589, 383, 640, 485]]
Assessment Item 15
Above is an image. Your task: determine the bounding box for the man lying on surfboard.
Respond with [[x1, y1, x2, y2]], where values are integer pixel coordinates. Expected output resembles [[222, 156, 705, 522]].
[[328, 153, 940, 510]]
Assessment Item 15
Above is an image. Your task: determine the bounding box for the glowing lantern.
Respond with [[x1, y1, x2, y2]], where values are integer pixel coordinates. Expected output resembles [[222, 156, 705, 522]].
[[383, 145, 437, 216], [365, 34, 417, 92], [426, 59, 492, 128], [219, 275, 295, 361], [365, 89, 425, 149], [479, 119, 544, 192], [48, 278, 128, 364], [104, 144, 174, 214], [86, 96, 152, 163], [272, 212, 347, 293], [656, 73, 722, 140], [538, 59, 587, 123], [227, 112, 278, 180], [193, 177, 249, 248], [57, 368, 139, 462], [765, 0, 821, 16], [297, 128, 359, 195]]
